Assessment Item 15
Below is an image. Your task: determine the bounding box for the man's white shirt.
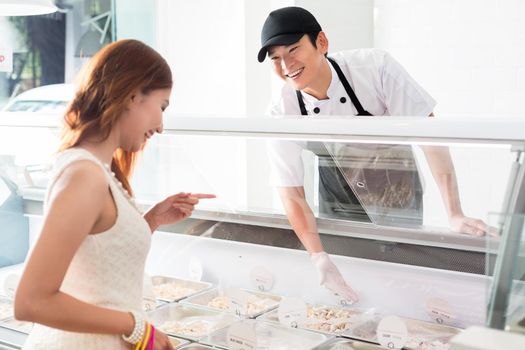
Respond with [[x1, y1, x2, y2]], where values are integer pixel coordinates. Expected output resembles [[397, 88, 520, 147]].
[[267, 48, 436, 187]]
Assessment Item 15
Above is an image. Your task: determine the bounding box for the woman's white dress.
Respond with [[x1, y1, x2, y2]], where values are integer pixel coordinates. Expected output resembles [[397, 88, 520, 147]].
[[23, 148, 151, 349]]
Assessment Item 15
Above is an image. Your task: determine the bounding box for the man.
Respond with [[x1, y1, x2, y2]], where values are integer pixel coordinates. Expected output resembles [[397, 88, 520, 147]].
[[258, 6, 489, 304]]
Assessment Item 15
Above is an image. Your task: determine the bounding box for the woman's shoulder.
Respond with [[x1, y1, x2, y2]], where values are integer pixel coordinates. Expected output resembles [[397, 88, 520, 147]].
[[48, 149, 109, 196]]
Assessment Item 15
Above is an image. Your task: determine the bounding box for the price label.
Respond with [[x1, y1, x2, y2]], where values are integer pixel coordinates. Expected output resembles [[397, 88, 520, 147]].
[[188, 257, 203, 281], [426, 297, 455, 325], [249, 266, 274, 291], [142, 296, 157, 311], [277, 297, 307, 328], [225, 288, 251, 317], [227, 322, 257, 350], [376, 316, 408, 349], [0, 47, 13, 72]]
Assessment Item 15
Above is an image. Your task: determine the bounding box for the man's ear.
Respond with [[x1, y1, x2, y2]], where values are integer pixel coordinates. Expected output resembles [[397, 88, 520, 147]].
[[317, 31, 329, 55]]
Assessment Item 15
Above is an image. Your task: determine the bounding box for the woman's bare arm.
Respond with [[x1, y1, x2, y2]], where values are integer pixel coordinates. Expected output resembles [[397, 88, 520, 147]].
[[15, 161, 134, 336]]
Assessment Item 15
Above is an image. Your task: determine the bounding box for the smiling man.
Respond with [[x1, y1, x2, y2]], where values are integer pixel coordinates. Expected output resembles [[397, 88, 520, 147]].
[[258, 6, 491, 304]]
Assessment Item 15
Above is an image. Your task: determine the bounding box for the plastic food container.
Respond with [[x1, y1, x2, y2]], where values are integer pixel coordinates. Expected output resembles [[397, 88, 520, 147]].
[[181, 287, 282, 318], [0, 317, 34, 334], [147, 303, 238, 341], [201, 319, 331, 350], [258, 303, 376, 336], [312, 337, 386, 350], [177, 344, 216, 350], [0, 297, 14, 320], [151, 276, 213, 303], [347, 315, 461, 350], [166, 335, 190, 349]]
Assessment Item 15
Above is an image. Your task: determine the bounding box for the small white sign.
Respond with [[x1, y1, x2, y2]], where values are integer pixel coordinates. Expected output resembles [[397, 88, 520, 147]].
[[188, 257, 203, 281], [225, 288, 251, 317], [376, 315, 408, 349], [0, 47, 13, 73], [426, 297, 455, 325], [142, 273, 156, 311], [227, 322, 257, 350], [249, 266, 274, 291], [142, 296, 157, 311], [277, 297, 307, 328]]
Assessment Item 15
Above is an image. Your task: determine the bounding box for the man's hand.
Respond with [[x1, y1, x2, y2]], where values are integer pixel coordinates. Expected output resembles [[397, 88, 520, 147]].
[[310, 252, 359, 305], [450, 214, 499, 237]]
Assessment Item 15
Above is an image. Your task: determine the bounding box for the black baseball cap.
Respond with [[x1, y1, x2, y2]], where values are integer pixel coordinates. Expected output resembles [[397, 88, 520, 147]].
[[258, 6, 322, 63]]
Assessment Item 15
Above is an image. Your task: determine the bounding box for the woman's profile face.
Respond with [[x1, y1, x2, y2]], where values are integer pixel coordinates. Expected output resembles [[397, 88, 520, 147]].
[[119, 88, 171, 151]]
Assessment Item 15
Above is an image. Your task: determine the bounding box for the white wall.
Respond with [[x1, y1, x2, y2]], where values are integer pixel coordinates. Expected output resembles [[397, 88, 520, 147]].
[[374, 0, 525, 118], [156, 0, 247, 117]]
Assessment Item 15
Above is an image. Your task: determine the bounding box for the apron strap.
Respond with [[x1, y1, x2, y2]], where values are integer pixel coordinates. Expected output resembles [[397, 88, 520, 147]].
[[326, 56, 372, 116], [295, 57, 372, 116], [296, 90, 308, 116]]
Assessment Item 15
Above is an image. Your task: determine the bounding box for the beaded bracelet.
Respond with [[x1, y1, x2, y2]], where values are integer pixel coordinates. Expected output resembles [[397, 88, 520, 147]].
[[122, 311, 145, 345], [137, 323, 151, 350]]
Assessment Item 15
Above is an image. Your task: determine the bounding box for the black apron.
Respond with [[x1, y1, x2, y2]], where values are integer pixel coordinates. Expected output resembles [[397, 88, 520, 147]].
[[295, 57, 423, 226]]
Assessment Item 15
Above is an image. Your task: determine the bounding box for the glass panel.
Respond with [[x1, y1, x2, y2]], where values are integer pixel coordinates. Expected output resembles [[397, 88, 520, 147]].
[[486, 212, 525, 330], [133, 133, 514, 236], [128, 132, 517, 242]]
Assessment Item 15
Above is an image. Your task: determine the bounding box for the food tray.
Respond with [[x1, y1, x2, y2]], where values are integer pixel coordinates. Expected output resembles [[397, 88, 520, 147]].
[[151, 276, 213, 303], [201, 319, 331, 350], [0, 317, 34, 334], [178, 344, 216, 350], [181, 287, 282, 318], [257, 304, 376, 336], [167, 335, 190, 349], [346, 316, 461, 350], [312, 337, 386, 350], [147, 303, 238, 341], [143, 297, 167, 311], [0, 297, 14, 320]]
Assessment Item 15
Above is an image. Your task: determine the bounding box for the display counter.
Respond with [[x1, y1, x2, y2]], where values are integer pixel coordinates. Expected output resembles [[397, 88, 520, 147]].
[[1, 114, 524, 349]]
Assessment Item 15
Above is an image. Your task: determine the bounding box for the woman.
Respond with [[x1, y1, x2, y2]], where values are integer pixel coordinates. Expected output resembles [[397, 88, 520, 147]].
[[14, 39, 214, 349]]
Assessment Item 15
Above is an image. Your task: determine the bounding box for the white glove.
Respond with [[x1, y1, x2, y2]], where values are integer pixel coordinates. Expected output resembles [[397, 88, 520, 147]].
[[311, 252, 359, 305]]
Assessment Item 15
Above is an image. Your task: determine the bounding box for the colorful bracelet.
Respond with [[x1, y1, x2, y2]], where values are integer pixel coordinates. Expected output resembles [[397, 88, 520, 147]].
[[122, 311, 145, 345], [138, 323, 151, 350], [148, 325, 155, 350]]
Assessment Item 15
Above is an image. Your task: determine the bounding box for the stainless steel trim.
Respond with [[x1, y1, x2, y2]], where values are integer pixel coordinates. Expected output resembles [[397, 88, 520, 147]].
[[21, 187, 502, 253]]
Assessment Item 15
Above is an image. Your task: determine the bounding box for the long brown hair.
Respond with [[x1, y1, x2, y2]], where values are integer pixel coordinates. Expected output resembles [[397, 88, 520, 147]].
[[60, 39, 172, 195]]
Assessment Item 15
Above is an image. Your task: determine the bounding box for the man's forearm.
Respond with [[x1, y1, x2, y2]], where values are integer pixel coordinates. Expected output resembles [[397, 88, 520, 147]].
[[421, 145, 463, 218], [278, 187, 325, 253]]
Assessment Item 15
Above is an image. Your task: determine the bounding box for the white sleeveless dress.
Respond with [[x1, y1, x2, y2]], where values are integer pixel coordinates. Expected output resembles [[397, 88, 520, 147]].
[[23, 148, 152, 349]]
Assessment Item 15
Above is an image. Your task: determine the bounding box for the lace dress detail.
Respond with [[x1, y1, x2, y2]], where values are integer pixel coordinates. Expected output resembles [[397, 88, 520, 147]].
[[23, 148, 151, 350]]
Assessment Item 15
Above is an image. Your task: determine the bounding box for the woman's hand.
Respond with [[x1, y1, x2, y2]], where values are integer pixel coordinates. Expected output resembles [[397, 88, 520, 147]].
[[152, 328, 174, 350], [144, 192, 215, 232]]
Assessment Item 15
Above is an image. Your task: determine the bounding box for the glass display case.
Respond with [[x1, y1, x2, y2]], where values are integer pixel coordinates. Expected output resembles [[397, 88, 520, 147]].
[[0, 114, 524, 349]]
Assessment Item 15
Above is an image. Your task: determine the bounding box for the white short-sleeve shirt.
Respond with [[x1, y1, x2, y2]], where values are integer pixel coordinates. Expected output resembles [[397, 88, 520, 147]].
[[267, 48, 436, 187]]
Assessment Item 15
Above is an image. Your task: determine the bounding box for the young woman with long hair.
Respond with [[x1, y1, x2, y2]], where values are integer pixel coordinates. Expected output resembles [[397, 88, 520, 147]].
[[14, 39, 214, 350]]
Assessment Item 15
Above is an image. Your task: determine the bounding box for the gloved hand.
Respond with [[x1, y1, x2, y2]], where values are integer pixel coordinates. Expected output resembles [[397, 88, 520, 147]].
[[311, 252, 359, 305]]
